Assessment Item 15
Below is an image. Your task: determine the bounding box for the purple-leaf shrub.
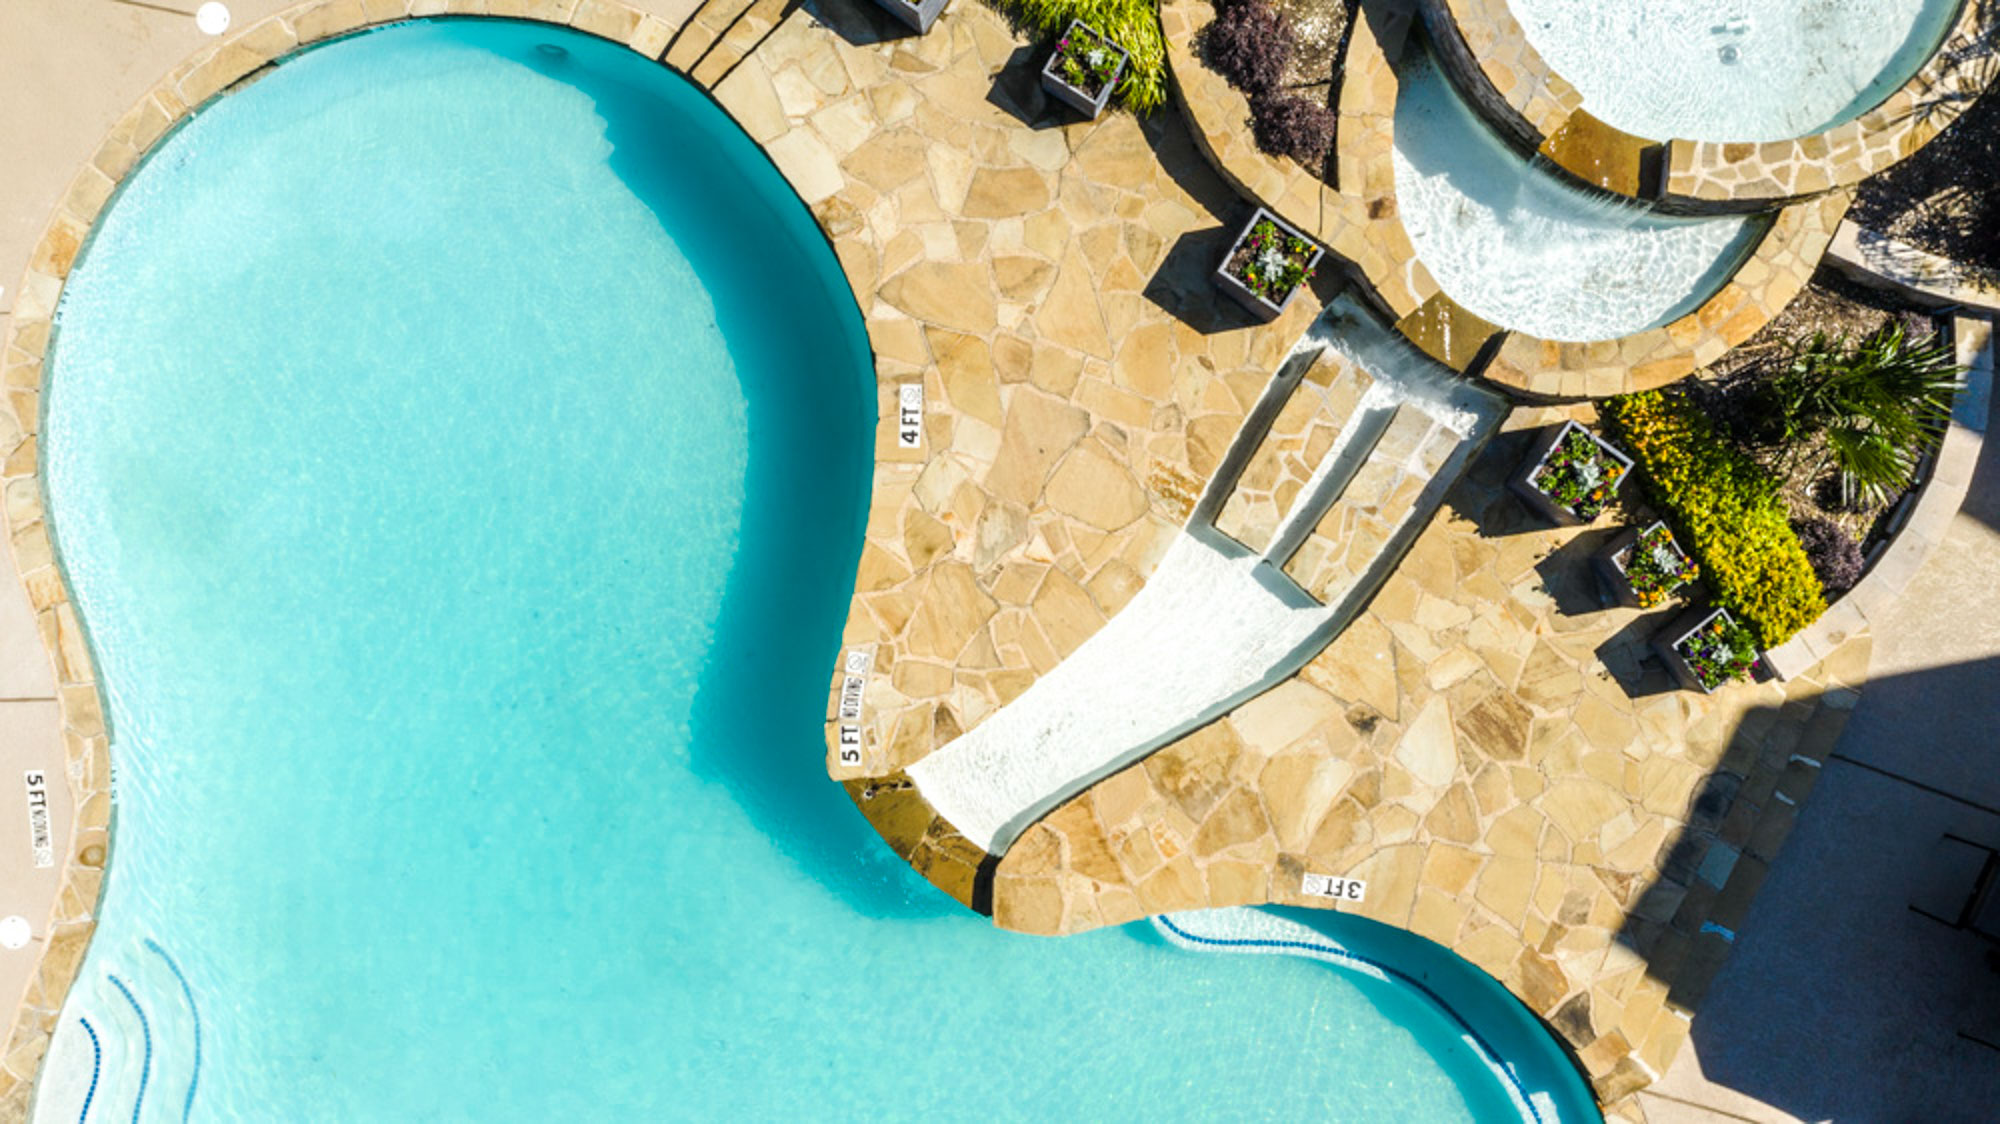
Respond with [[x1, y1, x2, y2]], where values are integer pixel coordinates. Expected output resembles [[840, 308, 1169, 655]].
[[1204, 0, 1292, 95]]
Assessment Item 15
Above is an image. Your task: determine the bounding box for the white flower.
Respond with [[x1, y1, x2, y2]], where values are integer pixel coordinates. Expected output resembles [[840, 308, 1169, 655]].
[[1255, 245, 1289, 282], [1652, 545, 1681, 572]]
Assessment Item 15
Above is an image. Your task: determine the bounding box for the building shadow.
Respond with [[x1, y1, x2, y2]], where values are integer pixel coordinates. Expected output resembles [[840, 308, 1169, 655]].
[[1609, 656, 2000, 1118]]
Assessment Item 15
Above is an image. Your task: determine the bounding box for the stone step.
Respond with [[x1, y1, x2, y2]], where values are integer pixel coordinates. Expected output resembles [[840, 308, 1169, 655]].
[[689, 0, 793, 87], [663, 0, 761, 76], [1278, 402, 1462, 606], [1212, 349, 1381, 555]]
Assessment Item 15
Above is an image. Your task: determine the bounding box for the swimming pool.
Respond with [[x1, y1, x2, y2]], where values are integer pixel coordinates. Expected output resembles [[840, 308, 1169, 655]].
[[29, 19, 1597, 1121], [1393, 45, 1763, 343], [1506, 0, 1964, 143]]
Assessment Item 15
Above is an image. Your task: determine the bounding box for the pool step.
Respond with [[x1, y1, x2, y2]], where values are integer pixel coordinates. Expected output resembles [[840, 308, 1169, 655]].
[[1212, 349, 1382, 555], [1277, 404, 1461, 606], [691, 0, 794, 87], [665, 0, 792, 88]]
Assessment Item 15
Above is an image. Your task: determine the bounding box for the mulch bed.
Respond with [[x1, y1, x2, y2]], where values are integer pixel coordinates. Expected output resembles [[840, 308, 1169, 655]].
[[1267, 0, 1351, 94], [1853, 78, 2000, 278]]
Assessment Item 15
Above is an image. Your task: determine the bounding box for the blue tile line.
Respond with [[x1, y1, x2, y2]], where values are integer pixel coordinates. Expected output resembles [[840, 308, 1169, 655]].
[[1154, 915, 1548, 1124], [75, 1017, 102, 1124], [107, 975, 150, 1124], [143, 940, 201, 1123]]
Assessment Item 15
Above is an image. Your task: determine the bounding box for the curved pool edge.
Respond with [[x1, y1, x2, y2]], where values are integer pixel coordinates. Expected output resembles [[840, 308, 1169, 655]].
[[0, 2, 765, 1114], [1419, 0, 1997, 210], [0, 2, 1881, 1121], [1155, 907, 1603, 1123], [1160, 0, 1854, 399]]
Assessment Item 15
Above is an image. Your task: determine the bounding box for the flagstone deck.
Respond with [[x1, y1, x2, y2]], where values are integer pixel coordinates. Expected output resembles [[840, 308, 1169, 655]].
[[0, 0, 1971, 1119]]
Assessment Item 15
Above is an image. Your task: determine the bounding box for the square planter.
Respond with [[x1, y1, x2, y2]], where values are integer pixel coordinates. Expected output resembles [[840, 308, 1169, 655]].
[[1040, 20, 1129, 119], [1593, 520, 1699, 609], [1509, 420, 1634, 526], [1654, 605, 1760, 694], [869, 0, 947, 35], [1213, 207, 1324, 322]]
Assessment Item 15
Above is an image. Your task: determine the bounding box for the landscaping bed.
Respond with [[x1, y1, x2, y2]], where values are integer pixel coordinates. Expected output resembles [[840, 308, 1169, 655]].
[[1602, 272, 1962, 648], [1853, 84, 2000, 280], [1678, 273, 1949, 571], [1196, 0, 1354, 171]]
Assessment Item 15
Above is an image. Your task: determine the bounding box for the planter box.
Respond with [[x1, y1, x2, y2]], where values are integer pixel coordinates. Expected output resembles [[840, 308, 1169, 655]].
[[1593, 520, 1697, 609], [1654, 605, 1760, 694], [869, 0, 947, 35], [1040, 20, 1129, 119], [1213, 207, 1324, 322], [1509, 420, 1634, 526]]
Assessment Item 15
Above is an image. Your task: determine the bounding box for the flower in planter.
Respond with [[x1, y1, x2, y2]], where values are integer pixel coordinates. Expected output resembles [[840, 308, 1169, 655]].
[[1054, 26, 1125, 98], [1678, 612, 1758, 690], [1231, 218, 1316, 302], [1532, 427, 1627, 521], [1620, 523, 1699, 609]]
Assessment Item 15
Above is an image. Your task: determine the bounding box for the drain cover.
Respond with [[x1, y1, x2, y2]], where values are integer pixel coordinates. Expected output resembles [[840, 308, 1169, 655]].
[[0, 916, 29, 950]]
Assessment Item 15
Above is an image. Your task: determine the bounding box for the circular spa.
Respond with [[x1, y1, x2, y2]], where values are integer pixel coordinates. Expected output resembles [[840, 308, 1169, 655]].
[[1505, 0, 1965, 143], [30, 19, 1596, 1122], [1392, 46, 1766, 343]]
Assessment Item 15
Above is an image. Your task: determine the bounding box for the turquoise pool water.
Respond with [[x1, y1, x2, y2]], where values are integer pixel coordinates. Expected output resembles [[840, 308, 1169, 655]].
[[33, 19, 1596, 1121]]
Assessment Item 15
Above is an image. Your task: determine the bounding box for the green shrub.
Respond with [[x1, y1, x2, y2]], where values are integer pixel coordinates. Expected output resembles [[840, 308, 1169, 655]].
[[1602, 391, 1827, 648], [1764, 323, 1961, 508], [1005, 0, 1167, 111]]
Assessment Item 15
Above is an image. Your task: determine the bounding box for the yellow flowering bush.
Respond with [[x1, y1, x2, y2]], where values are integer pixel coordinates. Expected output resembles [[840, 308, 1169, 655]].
[[1602, 391, 1826, 647]]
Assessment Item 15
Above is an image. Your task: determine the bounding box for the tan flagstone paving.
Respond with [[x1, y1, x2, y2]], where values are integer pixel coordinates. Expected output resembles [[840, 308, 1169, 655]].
[[0, 0, 1960, 1118], [988, 403, 1872, 1107]]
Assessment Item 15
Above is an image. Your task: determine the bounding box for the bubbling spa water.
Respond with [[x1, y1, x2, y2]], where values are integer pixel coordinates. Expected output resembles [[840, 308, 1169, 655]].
[[1506, 0, 1965, 142], [1392, 49, 1764, 343]]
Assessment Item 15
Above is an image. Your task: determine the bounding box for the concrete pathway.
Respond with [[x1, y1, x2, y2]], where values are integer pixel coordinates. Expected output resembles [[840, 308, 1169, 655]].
[[1642, 338, 2000, 1122]]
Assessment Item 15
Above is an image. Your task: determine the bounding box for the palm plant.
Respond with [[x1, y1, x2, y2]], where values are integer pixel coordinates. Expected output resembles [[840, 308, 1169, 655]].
[[1762, 323, 1962, 507]]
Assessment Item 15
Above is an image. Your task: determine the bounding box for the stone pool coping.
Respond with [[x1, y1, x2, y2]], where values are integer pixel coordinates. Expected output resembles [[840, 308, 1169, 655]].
[[1421, 0, 1998, 209], [0, 0, 1924, 1119], [0, 0, 725, 1112], [1160, 0, 1851, 401], [2, 0, 1347, 1110]]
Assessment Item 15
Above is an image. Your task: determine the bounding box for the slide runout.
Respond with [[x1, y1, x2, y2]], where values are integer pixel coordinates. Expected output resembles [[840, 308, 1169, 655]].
[[1211, 347, 1390, 553]]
